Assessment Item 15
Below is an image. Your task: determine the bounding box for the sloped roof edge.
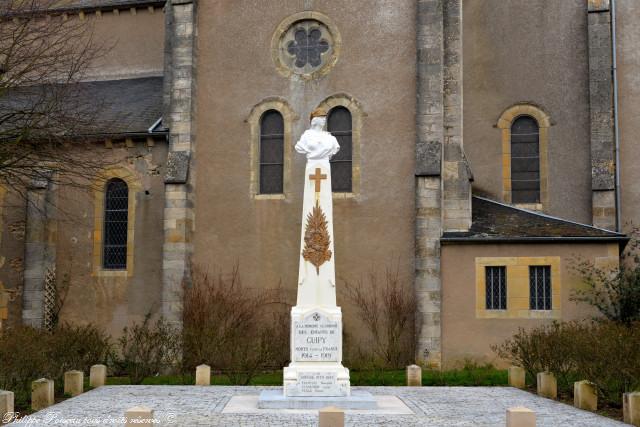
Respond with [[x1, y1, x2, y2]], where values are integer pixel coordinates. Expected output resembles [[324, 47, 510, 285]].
[[441, 196, 628, 244]]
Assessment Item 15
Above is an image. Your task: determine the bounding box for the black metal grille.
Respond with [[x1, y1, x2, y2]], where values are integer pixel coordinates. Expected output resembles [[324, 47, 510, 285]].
[[328, 106, 352, 193], [103, 179, 128, 269], [511, 116, 540, 204], [260, 110, 284, 194], [529, 265, 552, 310], [485, 266, 507, 310]]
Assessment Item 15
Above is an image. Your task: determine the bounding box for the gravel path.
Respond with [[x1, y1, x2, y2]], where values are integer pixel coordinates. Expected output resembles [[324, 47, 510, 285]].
[[9, 386, 628, 426]]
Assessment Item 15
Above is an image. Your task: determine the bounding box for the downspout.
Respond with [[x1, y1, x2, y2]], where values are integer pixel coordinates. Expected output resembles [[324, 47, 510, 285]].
[[611, 0, 622, 232]]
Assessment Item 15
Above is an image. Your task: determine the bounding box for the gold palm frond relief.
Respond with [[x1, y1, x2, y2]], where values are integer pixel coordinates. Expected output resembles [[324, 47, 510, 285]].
[[302, 200, 332, 274]]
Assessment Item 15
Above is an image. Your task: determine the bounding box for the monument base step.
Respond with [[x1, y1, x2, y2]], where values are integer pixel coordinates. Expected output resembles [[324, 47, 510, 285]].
[[257, 390, 378, 410]]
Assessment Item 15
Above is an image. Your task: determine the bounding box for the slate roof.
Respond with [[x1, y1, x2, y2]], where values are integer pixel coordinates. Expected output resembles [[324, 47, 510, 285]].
[[0, 0, 165, 13], [0, 76, 164, 138], [81, 77, 164, 136], [441, 196, 628, 243]]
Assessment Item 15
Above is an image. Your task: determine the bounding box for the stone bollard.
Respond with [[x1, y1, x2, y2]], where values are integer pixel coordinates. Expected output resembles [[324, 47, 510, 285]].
[[406, 364, 422, 386], [0, 390, 15, 425], [31, 378, 54, 411], [573, 380, 597, 411], [625, 392, 640, 426], [125, 406, 154, 426], [506, 407, 536, 427], [90, 364, 107, 388], [195, 364, 211, 386], [536, 372, 557, 399], [64, 370, 84, 397], [508, 366, 526, 389], [319, 406, 344, 427]]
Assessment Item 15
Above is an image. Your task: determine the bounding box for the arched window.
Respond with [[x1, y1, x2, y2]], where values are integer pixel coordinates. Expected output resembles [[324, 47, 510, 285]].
[[259, 110, 284, 194], [328, 106, 352, 192], [510, 116, 540, 204], [103, 178, 129, 269]]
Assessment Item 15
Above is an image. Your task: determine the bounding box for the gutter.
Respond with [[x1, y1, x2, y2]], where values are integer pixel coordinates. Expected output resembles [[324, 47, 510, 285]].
[[440, 236, 630, 250], [440, 236, 629, 244], [612, 0, 622, 232]]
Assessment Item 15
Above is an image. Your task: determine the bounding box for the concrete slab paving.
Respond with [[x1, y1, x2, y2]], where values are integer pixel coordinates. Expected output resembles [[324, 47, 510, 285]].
[[8, 386, 629, 426]]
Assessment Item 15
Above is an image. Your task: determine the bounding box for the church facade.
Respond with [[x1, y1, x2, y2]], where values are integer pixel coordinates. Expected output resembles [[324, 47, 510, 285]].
[[0, 0, 637, 368]]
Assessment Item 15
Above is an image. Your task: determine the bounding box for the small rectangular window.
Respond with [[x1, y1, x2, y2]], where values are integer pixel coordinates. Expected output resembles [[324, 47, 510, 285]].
[[485, 266, 507, 310], [529, 266, 552, 310]]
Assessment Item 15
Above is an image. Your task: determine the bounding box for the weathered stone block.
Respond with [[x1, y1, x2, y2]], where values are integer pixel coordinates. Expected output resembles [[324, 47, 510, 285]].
[[165, 151, 190, 184], [64, 370, 83, 397], [573, 380, 597, 411], [406, 364, 422, 386], [625, 392, 640, 426], [125, 406, 154, 426], [319, 406, 344, 427], [90, 364, 107, 388], [195, 364, 211, 386], [0, 390, 14, 424], [537, 372, 557, 399], [506, 406, 535, 427], [508, 366, 525, 389], [31, 378, 54, 411]]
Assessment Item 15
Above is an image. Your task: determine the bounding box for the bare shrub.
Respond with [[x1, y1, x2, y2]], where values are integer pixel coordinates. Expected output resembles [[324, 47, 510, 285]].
[[181, 266, 290, 385], [492, 320, 640, 405], [48, 323, 112, 388], [342, 265, 416, 369], [0, 323, 111, 407], [116, 315, 180, 385], [570, 228, 640, 324], [0, 326, 49, 407]]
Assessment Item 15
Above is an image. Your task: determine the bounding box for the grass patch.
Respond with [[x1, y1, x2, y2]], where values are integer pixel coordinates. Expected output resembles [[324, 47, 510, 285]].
[[103, 365, 507, 387]]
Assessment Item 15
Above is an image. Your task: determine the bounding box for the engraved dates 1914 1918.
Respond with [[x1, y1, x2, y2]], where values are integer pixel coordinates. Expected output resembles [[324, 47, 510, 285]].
[[293, 311, 340, 362]]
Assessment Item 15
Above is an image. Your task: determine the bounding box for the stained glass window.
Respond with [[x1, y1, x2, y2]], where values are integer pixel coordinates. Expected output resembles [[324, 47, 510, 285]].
[[328, 106, 352, 193], [287, 26, 329, 68], [103, 178, 128, 269], [511, 116, 540, 203], [260, 110, 284, 194]]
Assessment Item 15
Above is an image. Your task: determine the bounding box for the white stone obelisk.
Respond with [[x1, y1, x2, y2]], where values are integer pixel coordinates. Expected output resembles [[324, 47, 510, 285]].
[[283, 108, 350, 397]]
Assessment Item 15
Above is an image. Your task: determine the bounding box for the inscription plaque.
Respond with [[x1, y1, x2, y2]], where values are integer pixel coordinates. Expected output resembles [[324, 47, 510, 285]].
[[293, 311, 340, 362], [289, 372, 341, 396]]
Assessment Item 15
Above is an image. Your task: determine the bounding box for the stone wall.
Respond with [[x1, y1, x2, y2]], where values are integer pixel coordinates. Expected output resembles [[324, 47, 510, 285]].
[[614, 0, 640, 232], [462, 0, 593, 224], [191, 0, 417, 351], [587, 0, 617, 230], [161, 0, 197, 327], [415, 0, 444, 368]]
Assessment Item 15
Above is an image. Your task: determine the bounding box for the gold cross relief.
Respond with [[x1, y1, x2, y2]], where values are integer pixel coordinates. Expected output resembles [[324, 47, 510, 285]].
[[309, 167, 327, 199]]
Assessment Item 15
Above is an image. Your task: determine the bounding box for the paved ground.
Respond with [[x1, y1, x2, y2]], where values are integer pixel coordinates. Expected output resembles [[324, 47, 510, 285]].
[[10, 386, 628, 426]]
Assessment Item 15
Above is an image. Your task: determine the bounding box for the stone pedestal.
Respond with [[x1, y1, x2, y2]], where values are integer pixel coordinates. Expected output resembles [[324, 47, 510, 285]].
[[283, 306, 349, 397], [407, 365, 422, 386], [64, 370, 84, 397], [31, 378, 54, 411], [0, 390, 14, 425], [319, 406, 345, 427], [196, 364, 211, 386], [625, 392, 640, 426], [90, 364, 106, 388], [508, 366, 525, 389], [536, 372, 557, 399], [573, 380, 597, 411], [125, 406, 154, 426], [506, 407, 536, 427]]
